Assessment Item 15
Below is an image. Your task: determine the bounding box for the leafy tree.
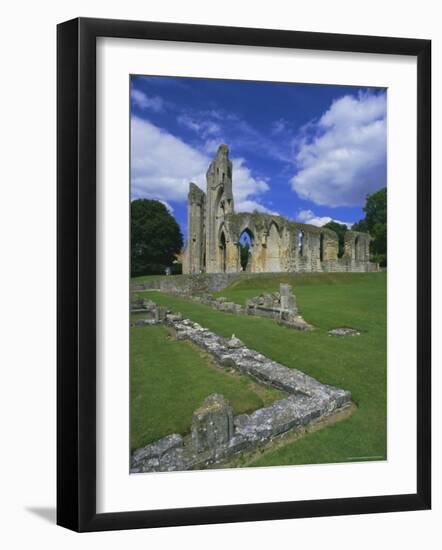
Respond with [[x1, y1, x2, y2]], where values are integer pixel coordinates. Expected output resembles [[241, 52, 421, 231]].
[[131, 199, 183, 276], [352, 188, 387, 266], [323, 221, 348, 258], [171, 262, 183, 275], [351, 219, 368, 233]]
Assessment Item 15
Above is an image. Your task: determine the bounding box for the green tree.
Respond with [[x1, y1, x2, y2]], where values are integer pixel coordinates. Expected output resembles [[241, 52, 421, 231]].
[[352, 188, 387, 266], [351, 219, 368, 233], [131, 199, 183, 276], [323, 221, 348, 258], [239, 241, 250, 271]]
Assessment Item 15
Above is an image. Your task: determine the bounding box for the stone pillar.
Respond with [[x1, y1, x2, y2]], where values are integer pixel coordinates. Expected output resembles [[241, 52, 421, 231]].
[[184, 182, 206, 274], [154, 306, 168, 323], [191, 394, 234, 452], [323, 232, 339, 261], [280, 283, 297, 314], [343, 231, 355, 259], [205, 145, 234, 273]]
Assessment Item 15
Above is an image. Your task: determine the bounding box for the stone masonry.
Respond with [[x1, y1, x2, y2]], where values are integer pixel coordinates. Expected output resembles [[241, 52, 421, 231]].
[[183, 144, 377, 275], [130, 310, 352, 473], [245, 283, 312, 330], [136, 283, 311, 331]]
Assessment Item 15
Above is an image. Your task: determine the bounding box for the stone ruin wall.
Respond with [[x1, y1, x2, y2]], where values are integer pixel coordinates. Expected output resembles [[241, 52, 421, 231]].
[[150, 282, 313, 331], [130, 303, 352, 473], [183, 145, 377, 275]]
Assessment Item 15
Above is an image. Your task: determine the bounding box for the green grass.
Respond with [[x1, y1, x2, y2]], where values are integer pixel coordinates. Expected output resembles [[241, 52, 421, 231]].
[[130, 323, 284, 451], [133, 272, 387, 466]]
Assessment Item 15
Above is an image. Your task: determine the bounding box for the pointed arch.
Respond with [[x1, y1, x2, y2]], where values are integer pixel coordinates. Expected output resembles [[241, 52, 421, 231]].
[[219, 229, 227, 272], [268, 219, 281, 237], [354, 235, 360, 261], [298, 230, 305, 257], [239, 227, 254, 271]]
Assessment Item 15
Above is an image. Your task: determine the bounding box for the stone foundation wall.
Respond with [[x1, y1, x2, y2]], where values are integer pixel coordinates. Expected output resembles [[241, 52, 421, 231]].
[[130, 310, 352, 473], [132, 272, 243, 294]]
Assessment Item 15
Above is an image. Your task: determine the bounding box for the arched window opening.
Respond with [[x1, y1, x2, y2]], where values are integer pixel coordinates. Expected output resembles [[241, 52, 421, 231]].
[[354, 236, 360, 261], [320, 233, 324, 262], [298, 230, 305, 256], [355, 235, 361, 261], [219, 231, 227, 273], [239, 229, 254, 271]]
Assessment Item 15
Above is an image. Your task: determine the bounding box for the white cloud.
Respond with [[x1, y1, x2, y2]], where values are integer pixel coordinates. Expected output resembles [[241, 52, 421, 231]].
[[271, 118, 287, 135], [177, 107, 291, 162], [131, 89, 164, 112], [177, 114, 221, 138], [296, 209, 352, 228], [203, 138, 226, 155], [159, 200, 174, 213], [131, 117, 208, 202], [231, 158, 269, 203], [236, 200, 279, 215], [131, 117, 272, 213], [291, 92, 386, 207]]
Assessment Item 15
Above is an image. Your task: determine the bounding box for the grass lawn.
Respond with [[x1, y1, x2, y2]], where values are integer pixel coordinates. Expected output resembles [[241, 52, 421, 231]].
[[130, 323, 284, 451], [133, 272, 387, 466]]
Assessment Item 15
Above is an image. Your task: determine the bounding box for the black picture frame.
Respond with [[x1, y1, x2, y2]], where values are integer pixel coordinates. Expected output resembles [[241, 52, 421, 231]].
[[57, 17, 431, 532]]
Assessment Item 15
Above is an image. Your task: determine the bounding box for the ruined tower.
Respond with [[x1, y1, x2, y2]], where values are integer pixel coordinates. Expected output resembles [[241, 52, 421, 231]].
[[205, 145, 234, 273], [184, 182, 206, 274]]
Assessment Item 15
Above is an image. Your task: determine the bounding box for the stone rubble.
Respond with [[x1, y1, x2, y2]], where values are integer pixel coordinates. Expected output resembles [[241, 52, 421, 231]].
[[328, 328, 361, 337], [130, 312, 352, 473], [245, 283, 312, 330], [168, 283, 312, 330]]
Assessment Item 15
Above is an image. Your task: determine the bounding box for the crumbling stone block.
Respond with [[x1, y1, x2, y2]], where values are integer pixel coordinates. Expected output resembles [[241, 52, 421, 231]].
[[166, 312, 183, 322], [328, 327, 360, 337], [245, 283, 302, 325], [191, 394, 234, 452], [280, 283, 297, 313], [226, 334, 244, 349], [154, 306, 168, 322], [132, 433, 183, 468]]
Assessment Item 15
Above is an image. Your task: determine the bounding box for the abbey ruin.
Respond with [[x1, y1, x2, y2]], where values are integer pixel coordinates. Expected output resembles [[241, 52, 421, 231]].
[[183, 145, 377, 275]]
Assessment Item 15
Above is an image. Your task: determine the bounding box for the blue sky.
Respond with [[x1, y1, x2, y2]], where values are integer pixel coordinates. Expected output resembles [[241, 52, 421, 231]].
[[130, 75, 387, 239]]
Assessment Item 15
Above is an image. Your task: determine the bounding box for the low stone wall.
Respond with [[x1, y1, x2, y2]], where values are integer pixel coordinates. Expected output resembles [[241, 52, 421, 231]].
[[131, 312, 352, 473], [132, 263, 379, 294], [131, 272, 243, 293], [322, 259, 379, 273]]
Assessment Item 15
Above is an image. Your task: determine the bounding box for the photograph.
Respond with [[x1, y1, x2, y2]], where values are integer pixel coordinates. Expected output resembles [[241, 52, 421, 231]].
[[129, 75, 387, 474], [0, 0, 434, 541]]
